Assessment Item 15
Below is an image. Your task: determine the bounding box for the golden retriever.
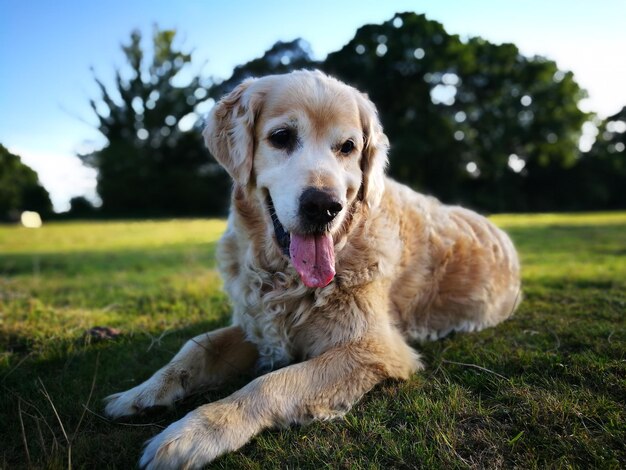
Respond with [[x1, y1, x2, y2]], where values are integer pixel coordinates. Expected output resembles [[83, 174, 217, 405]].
[[104, 70, 521, 469]]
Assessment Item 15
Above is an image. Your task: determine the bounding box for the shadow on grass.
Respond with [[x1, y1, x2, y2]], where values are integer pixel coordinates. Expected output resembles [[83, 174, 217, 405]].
[[3, 304, 626, 469]]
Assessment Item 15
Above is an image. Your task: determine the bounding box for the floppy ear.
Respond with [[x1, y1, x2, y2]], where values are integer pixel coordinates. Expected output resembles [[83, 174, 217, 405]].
[[357, 92, 389, 209], [203, 79, 262, 187]]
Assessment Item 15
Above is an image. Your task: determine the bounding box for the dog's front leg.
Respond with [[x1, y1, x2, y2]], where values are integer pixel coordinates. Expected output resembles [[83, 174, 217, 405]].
[[140, 334, 422, 469], [104, 325, 258, 418]]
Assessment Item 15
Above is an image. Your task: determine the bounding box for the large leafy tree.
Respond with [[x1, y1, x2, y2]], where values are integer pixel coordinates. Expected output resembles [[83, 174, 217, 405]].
[[80, 28, 230, 216], [323, 13, 589, 211], [78, 16, 619, 215], [0, 145, 52, 221], [209, 39, 317, 99], [566, 107, 626, 209]]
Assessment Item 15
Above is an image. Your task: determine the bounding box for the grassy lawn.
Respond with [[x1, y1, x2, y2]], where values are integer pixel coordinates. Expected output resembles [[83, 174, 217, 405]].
[[1, 213, 625, 469]]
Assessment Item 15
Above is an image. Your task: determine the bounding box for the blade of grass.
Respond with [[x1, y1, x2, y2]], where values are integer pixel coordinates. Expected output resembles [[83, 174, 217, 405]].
[[18, 399, 32, 468]]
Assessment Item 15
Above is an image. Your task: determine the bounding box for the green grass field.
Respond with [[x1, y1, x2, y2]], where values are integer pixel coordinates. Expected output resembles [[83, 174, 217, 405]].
[[1, 213, 625, 469]]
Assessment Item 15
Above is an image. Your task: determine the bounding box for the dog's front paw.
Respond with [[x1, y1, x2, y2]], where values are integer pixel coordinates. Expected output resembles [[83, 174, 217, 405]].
[[139, 402, 253, 469], [104, 373, 185, 419]]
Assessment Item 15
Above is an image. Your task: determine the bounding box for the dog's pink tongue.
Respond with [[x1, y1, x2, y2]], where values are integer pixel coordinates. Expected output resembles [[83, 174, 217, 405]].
[[289, 233, 335, 288]]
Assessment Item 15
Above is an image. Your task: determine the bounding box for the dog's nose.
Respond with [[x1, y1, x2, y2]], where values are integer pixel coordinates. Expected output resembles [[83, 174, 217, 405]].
[[299, 188, 343, 227]]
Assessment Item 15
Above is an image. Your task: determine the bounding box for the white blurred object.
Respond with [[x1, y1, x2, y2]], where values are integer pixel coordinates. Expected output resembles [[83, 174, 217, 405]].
[[21, 211, 42, 228]]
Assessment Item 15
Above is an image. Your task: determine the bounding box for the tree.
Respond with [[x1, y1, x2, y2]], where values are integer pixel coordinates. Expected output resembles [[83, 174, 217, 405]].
[[0, 144, 52, 221], [323, 13, 589, 211], [209, 39, 317, 99], [80, 27, 230, 216], [79, 17, 620, 216], [567, 108, 626, 209], [67, 196, 98, 218]]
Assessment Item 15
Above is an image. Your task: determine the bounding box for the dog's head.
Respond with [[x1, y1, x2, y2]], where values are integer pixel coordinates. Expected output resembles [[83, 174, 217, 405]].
[[204, 70, 389, 288]]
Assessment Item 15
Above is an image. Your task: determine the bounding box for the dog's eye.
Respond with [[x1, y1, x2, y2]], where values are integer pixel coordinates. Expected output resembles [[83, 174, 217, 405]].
[[339, 140, 355, 155], [269, 128, 294, 150]]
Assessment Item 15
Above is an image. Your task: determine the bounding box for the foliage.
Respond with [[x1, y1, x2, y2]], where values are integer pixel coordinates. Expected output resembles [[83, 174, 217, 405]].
[[0, 144, 52, 221], [202, 12, 614, 213], [567, 107, 626, 210], [209, 39, 317, 99], [65, 196, 98, 219], [78, 14, 624, 216], [79, 28, 230, 217], [1, 215, 625, 467], [323, 13, 590, 211]]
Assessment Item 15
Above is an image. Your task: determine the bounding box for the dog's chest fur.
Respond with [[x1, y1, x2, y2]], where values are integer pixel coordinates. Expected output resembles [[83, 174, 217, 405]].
[[229, 257, 314, 371], [216, 213, 389, 372]]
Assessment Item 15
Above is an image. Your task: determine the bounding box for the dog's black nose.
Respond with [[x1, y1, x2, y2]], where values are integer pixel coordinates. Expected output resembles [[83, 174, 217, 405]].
[[299, 188, 343, 227]]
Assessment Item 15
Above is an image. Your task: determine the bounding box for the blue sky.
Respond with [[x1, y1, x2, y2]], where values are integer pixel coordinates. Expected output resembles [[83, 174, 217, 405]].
[[1, 0, 625, 211]]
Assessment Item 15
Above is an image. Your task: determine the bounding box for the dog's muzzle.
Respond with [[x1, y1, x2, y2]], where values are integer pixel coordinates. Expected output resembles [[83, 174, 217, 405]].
[[265, 192, 336, 288]]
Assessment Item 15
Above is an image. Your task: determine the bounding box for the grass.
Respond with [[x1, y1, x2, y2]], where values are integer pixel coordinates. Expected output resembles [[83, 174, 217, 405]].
[[1, 213, 625, 469]]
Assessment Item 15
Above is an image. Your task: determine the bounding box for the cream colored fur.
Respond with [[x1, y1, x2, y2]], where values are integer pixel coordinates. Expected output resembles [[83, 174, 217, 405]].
[[104, 70, 521, 469]]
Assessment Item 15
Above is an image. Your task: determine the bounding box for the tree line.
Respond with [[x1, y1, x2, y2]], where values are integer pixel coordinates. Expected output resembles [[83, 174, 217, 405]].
[[2, 13, 624, 220], [0, 144, 52, 221]]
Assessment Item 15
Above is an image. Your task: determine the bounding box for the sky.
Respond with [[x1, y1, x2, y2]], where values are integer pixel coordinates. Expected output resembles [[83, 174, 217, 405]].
[[1, 0, 625, 212]]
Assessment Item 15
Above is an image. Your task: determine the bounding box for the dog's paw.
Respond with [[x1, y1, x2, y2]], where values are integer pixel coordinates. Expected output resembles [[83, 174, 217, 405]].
[[139, 402, 251, 469], [104, 373, 184, 419]]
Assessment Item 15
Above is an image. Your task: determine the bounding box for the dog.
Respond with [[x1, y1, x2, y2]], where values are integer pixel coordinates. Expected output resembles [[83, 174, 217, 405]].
[[104, 70, 521, 469]]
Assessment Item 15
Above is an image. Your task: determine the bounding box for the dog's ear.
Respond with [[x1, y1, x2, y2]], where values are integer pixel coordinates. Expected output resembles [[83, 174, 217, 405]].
[[203, 79, 263, 187], [357, 92, 389, 209]]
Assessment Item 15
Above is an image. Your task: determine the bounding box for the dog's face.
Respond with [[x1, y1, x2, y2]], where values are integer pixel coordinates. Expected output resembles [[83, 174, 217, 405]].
[[204, 71, 388, 288]]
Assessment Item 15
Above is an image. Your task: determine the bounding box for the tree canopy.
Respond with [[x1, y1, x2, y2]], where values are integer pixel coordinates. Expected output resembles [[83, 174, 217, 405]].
[[564, 107, 626, 210], [209, 39, 317, 99], [0, 145, 52, 221], [323, 13, 589, 211], [80, 28, 230, 216], [78, 14, 623, 216]]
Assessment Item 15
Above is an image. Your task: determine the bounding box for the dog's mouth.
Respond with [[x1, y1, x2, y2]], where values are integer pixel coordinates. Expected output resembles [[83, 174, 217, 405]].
[[266, 195, 336, 288]]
